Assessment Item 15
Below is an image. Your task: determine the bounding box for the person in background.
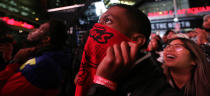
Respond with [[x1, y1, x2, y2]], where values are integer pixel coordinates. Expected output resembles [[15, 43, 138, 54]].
[[75, 4, 151, 96], [0, 21, 14, 71], [66, 31, 89, 96], [147, 34, 164, 64], [194, 14, 210, 62], [88, 38, 210, 96], [194, 14, 210, 45], [147, 34, 163, 52], [162, 29, 175, 44], [163, 38, 210, 96], [162, 29, 176, 49], [0, 19, 71, 96], [186, 31, 197, 42]]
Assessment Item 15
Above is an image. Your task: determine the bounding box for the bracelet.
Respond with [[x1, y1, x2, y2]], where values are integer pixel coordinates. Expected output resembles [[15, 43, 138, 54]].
[[93, 75, 117, 91]]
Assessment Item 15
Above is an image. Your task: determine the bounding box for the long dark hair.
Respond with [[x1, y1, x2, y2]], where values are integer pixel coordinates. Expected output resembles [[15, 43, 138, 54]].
[[167, 38, 210, 96]]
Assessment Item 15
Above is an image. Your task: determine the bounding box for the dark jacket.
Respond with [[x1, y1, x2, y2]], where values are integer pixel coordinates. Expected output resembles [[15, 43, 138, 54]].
[[88, 51, 179, 96]]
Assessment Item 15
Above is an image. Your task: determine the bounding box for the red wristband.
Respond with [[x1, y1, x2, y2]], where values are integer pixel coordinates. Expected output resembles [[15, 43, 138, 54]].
[[93, 75, 117, 91]]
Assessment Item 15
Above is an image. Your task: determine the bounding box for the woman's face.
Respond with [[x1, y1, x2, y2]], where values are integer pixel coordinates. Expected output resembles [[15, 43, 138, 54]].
[[163, 39, 195, 69]]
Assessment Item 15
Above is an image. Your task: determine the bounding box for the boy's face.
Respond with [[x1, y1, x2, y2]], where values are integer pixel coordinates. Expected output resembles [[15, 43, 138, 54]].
[[99, 6, 133, 37], [98, 6, 145, 46]]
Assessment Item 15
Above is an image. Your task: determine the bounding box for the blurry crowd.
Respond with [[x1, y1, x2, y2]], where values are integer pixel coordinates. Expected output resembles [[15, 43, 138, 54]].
[[148, 14, 210, 63], [0, 4, 209, 96]]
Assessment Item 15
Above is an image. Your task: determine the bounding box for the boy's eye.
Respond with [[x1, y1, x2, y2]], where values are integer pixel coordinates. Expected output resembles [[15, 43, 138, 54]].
[[104, 18, 112, 24], [98, 14, 113, 25]]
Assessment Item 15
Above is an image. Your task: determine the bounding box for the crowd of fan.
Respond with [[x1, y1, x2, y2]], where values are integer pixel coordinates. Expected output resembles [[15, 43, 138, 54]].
[[0, 4, 209, 96]]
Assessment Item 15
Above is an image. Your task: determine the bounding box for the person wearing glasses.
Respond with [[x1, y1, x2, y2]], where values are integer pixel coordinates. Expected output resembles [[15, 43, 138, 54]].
[[88, 38, 210, 96], [163, 38, 209, 96]]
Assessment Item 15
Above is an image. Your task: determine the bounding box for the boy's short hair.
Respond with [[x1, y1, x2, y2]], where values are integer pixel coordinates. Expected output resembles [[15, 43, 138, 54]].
[[109, 4, 151, 48]]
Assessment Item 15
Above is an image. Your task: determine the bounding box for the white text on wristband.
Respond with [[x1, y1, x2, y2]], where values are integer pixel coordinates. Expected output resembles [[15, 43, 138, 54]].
[[93, 75, 117, 91]]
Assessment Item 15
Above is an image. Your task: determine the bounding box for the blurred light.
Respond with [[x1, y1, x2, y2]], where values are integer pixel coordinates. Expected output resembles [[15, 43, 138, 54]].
[[47, 4, 85, 12], [19, 30, 23, 33], [0, 3, 7, 8], [173, 17, 179, 22], [32, 12, 36, 15], [9, 1, 17, 6], [110, 0, 119, 3], [120, 1, 135, 5], [163, 4, 166, 6], [21, 11, 28, 16], [35, 17, 39, 21], [95, 2, 107, 16], [159, 12, 162, 14], [0, 17, 34, 29], [148, 6, 210, 17]]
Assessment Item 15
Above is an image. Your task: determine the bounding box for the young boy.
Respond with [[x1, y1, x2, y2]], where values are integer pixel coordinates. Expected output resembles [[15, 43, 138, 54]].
[[75, 4, 151, 96]]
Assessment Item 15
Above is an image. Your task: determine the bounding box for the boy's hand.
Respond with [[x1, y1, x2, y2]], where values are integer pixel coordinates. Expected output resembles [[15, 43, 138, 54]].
[[96, 41, 138, 82]]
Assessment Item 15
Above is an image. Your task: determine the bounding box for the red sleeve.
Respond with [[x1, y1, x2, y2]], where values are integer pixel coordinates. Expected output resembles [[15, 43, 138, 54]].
[[0, 63, 20, 90], [0, 72, 59, 96]]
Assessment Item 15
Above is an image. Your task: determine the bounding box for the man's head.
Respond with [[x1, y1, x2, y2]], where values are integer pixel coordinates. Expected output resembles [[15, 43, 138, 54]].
[[203, 14, 210, 29], [27, 19, 68, 49], [99, 4, 151, 48], [27, 22, 50, 42], [162, 29, 175, 42]]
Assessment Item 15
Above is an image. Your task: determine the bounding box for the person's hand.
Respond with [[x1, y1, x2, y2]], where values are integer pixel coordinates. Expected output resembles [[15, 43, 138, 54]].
[[13, 47, 36, 65], [96, 41, 139, 82], [0, 43, 13, 61]]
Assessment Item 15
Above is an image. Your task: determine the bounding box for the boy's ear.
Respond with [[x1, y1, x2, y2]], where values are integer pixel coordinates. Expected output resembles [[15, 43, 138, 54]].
[[137, 36, 146, 47], [131, 33, 146, 47]]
